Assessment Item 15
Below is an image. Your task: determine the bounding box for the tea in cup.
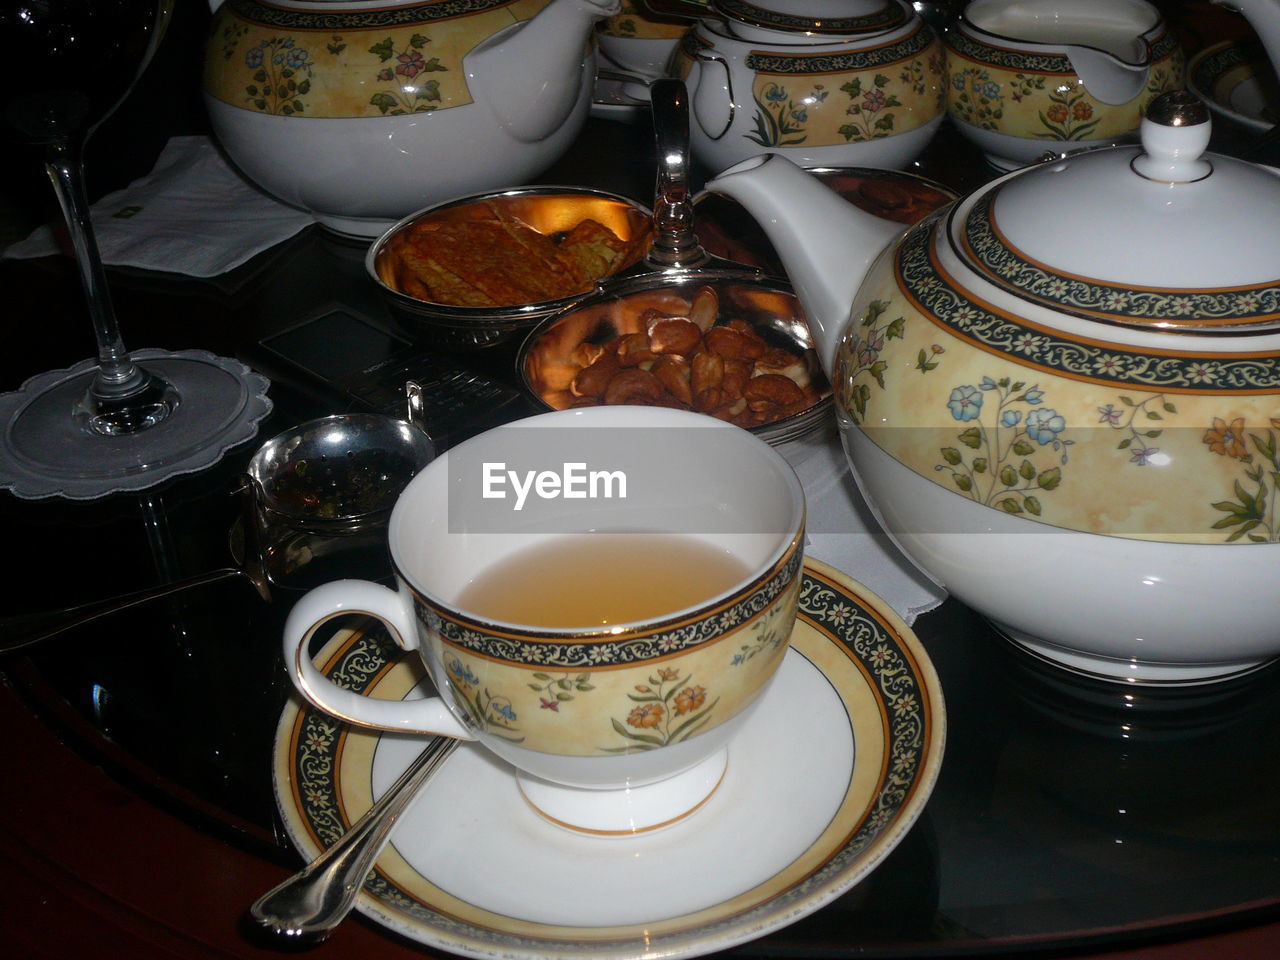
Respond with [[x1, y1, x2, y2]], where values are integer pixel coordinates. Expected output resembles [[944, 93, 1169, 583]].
[[282, 405, 806, 833]]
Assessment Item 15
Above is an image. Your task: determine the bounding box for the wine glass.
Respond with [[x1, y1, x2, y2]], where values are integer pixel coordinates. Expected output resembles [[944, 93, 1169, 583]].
[[0, 0, 271, 500]]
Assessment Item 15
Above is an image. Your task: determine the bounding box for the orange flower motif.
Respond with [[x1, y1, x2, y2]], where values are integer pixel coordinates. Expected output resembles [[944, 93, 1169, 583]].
[[673, 685, 707, 715], [1071, 101, 1093, 120], [1203, 417, 1248, 459], [658, 667, 680, 682], [1047, 104, 1069, 123], [627, 703, 664, 728]]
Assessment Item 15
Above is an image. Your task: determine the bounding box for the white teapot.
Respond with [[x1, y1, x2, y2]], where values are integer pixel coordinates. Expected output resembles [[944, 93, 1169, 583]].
[[202, 0, 619, 238], [704, 91, 1280, 685], [660, 0, 946, 173]]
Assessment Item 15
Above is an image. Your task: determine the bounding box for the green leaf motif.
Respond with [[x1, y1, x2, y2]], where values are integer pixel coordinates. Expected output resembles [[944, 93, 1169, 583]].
[[1037, 467, 1062, 490]]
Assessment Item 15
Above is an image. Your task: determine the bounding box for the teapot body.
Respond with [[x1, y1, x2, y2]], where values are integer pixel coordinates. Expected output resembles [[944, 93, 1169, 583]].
[[829, 192, 1280, 683], [944, 0, 1183, 170], [202, 0, 613, 238], [673, 0, 945, 174]]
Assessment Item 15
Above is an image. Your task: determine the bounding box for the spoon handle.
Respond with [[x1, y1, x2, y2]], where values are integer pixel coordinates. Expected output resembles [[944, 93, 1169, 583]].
[[250, 735, 461, 944], [0, 567, 244, 655]]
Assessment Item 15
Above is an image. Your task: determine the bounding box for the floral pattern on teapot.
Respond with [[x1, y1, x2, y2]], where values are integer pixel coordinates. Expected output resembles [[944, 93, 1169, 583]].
[[416, 544, 801, 755], [944, 27, 1184, 145], [597, 0, 695, 39], [834, 217, 1280, 545], [676, 27, 944, 149], [204, 0, 556, 118]]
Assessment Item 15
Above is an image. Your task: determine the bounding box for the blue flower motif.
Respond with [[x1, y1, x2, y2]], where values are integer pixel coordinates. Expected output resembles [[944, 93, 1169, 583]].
[[492, 701, 517, 722], [245, 47, 264, 68], [948, 385, 983, 421], [953, 74, 966, 91], [286, 46, 310, 69], [981, 81, 1001, 99], [1023, 387, 1044, 404], [1001, 410, 1021, 427], [765, 84, 788, 102], [1025, 408, 1066, 444], [448, 658, 478, 685], [790, 108, 808, 122], [979, 376, 998, 390]]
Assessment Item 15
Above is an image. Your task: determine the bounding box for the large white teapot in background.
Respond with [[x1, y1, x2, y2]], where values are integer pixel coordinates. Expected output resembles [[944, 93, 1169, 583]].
[[704, 91, 1280, 685], [202, 0, 619, 238], [665, 0, 945, 173]]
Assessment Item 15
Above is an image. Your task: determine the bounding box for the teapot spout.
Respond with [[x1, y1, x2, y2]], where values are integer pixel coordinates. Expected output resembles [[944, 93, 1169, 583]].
[[1063, 41, 1152, 105], [703, 155, 904, 375], [467, 0, 620, 143]]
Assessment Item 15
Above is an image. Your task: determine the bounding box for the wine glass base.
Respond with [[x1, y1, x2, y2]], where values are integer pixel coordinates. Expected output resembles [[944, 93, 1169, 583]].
[[1, 349, 273, 501], [76, 368, 181, 437]]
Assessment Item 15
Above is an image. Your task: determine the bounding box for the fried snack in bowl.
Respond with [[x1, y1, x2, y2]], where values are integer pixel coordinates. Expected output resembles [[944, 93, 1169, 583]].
[[693, 167, 957, 278], [366, 186, 654, 350], [517, 271, 832, 445]]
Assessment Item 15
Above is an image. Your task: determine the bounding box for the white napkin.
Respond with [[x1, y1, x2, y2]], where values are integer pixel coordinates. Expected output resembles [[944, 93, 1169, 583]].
[[779, 422, 946, 625], [3, 135, 315, 277]]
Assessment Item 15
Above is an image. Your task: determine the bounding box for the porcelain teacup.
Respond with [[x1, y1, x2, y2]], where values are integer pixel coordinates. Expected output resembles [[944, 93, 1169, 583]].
[[282, 406, 806, 833]]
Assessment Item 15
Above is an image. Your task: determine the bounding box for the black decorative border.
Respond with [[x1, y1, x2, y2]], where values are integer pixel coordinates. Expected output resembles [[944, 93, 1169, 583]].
[[717, 0, 905, 35], [897, 216, 1280, 392], [746, 26, 933, 74], [962, 192, 1280, 327], [1190, 40, 1263, 94], [416, 543, 805, 668], [287, 564, 935, 950], [227, 0, 519, 30], [946, 25, 1179, 74]]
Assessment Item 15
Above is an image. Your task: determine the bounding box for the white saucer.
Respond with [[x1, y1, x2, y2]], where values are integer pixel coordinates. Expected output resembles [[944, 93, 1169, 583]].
[[272, 558, 946, 960], [1188, 39, 1278, 135], [590, 77, 652, 123]]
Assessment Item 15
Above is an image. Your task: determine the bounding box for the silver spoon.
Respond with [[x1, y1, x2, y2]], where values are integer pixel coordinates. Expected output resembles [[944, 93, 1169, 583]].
[[250, 734, 461, 944]]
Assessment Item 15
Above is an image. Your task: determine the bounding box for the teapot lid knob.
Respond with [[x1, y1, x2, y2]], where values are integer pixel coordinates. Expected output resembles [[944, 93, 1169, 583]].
[[1132, 90, 1213, 183]]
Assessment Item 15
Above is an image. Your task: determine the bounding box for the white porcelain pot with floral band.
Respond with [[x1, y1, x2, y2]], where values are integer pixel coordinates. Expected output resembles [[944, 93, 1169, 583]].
[[702, 91, 1280, 685], [202, 0, 619, 238], [665, 0, 945, 174], [943, 0, 1184, 171], [595, 0, 699, 80]]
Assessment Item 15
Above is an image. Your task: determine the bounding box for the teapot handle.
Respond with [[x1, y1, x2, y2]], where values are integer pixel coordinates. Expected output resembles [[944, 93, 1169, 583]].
[[689, 51, 734, 141], [637, 0, 712, 23]]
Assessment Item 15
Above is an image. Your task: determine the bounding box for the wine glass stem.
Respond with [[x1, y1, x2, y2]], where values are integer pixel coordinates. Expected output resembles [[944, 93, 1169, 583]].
[[43, 136, 147, 398]]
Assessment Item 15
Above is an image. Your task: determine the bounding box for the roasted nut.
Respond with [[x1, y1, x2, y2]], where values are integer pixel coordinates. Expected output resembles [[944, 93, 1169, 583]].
[[689, 286, 719, 331], [651, 355, 694, 406], [604, 368, 665, 405], [649, 317, 703, 356], [745, 373, 806, 407], [690, 351, 725, 395], [704, 325, 767, 361], [572, 352, 621, 398], [615, 332, 656, 367]]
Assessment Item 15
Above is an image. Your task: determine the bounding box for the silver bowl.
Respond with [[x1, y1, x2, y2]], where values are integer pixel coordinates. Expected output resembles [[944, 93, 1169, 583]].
[[516, 269, 832, 446], [366, 185, 654, 351]]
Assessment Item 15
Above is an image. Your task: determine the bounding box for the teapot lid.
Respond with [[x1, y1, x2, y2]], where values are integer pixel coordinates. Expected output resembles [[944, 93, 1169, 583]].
[[712, 0, 907, 36], [955, 92, 1280, 332]]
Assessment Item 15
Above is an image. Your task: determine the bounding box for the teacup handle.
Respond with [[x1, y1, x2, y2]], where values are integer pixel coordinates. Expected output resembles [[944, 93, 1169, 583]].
[[283, 579, 474, 740]]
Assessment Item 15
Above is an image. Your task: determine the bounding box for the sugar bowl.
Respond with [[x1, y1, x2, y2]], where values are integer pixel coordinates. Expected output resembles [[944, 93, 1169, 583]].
[[665, 0, 946, 173]]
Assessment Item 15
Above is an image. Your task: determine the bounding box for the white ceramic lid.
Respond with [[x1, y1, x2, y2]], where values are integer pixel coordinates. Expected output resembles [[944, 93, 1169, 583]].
[[712, 0, 906, 36], [955, 91, 1280, 331]]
